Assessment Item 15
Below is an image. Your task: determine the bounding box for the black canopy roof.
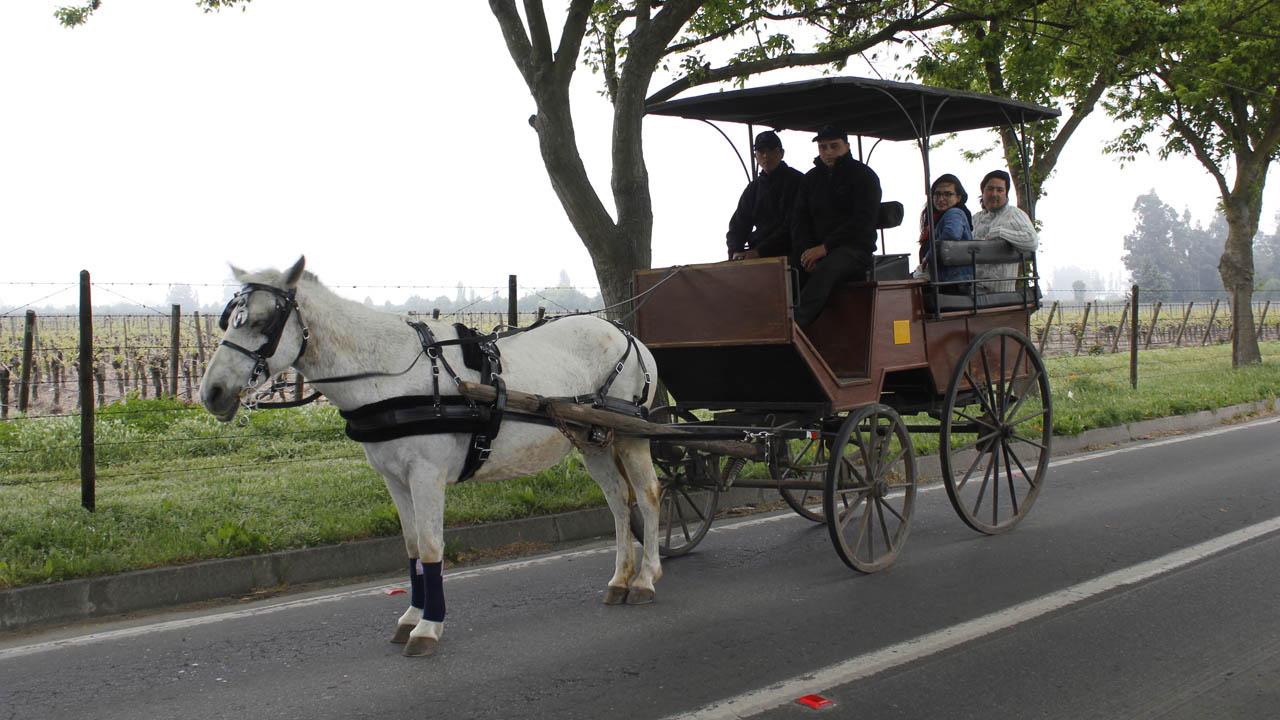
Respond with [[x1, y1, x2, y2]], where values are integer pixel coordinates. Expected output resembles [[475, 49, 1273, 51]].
[[645, 77, 1060, 142]]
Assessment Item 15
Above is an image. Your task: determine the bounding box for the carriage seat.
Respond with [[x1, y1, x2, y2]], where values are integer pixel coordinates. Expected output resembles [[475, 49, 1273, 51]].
[[925, 240, 1039, 312]]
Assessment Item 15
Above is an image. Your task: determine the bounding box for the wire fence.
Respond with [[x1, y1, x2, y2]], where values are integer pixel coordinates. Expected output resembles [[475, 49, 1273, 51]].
[[1, 275, 1277, 506]]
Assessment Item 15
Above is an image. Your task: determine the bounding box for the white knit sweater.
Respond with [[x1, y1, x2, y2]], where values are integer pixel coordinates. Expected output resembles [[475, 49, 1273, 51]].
[[972, 203, 1039, 292]]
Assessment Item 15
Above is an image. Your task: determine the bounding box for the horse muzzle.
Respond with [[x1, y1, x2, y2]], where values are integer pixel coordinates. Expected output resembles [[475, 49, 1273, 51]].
[[200, 381, 240, 422]]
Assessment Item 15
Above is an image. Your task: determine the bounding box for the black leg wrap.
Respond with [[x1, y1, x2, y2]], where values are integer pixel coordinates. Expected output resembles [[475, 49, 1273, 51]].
[[409, 559, 425, 610], [423, 561, 445, 622]]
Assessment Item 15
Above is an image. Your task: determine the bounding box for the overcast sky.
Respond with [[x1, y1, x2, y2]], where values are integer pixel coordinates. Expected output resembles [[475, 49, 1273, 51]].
[[1, 0, 1276, 313]]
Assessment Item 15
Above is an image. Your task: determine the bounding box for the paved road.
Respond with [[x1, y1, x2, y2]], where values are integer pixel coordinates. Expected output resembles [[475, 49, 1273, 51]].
[[4, 418, 1279, 720]]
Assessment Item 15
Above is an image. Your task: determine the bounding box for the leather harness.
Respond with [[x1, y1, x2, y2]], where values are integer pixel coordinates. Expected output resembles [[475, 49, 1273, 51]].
[[218, 284, 653, 483]]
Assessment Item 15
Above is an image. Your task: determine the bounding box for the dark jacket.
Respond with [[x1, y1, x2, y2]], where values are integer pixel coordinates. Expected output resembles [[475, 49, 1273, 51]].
[[791, 153, 882, 265], [726, 161, 805, 258]]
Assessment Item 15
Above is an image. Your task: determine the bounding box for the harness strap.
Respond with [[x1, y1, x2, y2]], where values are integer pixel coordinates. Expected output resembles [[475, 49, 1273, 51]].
[[408, 321, 506, 481]]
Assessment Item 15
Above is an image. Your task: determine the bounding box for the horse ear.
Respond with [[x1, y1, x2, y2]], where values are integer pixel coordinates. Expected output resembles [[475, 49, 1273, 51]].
[[283, 256, 306, 288], [229, 264, 249, 283]]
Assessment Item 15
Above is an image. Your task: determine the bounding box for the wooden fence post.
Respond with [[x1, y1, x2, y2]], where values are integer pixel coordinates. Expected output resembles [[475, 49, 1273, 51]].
[[79, 270, 95, 512], [1201, 299, 1220, 346], [193, 311, 206, 369], [537, 306, 546, 321], [1174, 301, 1194, 347], [0, 366, 9, 419], [432, 308, 440, 320], [1038, 300, 1058, 353], [1144, 300, 1162, 349], [1075, 301, 1092, 355], [1130, 285, 1139, 389], [1110, 302, 1129, 354], [1257, 300, 1271, 340], [508, 275, 518, 328], [169, 304, 181, 399], [294, 372, 304, 401], [18, 310, 35, 414]]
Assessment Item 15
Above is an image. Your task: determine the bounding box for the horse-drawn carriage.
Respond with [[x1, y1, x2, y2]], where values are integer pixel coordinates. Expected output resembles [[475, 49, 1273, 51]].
[[626, 77, 1059, 572], [201, 76, 1060, 655]]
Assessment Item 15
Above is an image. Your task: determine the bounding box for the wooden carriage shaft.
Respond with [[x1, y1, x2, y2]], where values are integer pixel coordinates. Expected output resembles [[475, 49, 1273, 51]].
[[458, 381, 766, 461]]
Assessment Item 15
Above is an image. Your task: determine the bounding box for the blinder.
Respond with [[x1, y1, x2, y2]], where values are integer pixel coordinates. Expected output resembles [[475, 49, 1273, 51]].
[[218, 283, 310, 389]]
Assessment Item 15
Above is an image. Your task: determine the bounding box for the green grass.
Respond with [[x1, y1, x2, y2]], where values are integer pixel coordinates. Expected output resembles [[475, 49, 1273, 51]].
[[1, 342, 1278, 589]]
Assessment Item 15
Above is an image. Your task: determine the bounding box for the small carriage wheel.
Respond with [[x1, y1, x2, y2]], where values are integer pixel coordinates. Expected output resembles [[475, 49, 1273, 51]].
[[630, 406, 724, 557], [940, 328, 1053, 535], [771, 433, 830, 523], [824, 404, 917, 573]]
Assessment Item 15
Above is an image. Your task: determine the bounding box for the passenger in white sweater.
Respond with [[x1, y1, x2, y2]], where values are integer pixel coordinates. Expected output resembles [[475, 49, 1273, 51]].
[[972, 170, 1039, 292]]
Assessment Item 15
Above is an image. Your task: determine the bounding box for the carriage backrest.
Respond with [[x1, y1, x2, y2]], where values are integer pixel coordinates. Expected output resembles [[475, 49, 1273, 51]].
[[935, 239, 1026, 266], [876, 201, 904, 230]]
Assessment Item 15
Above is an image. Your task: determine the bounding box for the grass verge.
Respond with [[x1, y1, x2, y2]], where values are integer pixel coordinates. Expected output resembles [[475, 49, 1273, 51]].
[[1, 341, 1277, 589]]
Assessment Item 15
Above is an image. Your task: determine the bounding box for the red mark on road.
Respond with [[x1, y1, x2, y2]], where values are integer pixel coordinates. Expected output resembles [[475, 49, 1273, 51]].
[[795, 694, 833, 710], [383, 587, 407, 596]]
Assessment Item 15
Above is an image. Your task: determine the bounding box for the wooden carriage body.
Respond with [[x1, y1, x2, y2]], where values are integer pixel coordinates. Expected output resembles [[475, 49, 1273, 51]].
[[633, 257, 1031, 417]]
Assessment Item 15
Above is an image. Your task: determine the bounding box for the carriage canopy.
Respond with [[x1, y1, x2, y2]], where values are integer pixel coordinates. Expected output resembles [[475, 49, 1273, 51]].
[[645, 76, 1060, 141]]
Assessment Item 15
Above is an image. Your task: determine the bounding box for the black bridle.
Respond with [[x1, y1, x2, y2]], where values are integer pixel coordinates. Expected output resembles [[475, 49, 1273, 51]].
[[218, 283, 311, 391]]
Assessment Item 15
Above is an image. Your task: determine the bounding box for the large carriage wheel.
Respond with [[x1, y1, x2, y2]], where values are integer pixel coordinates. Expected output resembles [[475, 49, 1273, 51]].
[[940, 328, 1053, 535], [771, 432, 829, 523], [630, 407, 730, 557], [824, 404, 918, 573]]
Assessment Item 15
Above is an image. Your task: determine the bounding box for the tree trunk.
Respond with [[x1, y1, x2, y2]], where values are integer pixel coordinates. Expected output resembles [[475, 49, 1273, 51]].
[[1219, 193, 1263, 366]]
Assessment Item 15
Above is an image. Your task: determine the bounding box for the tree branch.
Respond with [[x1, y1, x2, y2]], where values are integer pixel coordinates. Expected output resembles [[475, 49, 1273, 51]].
[[1167, 106, 1231, 200], [1037, 71, 1109, 177], [552, 0, 593, 83], [646, 8, 969, 105], [523, 0, 553, 67], [489, 0, 537, 88]]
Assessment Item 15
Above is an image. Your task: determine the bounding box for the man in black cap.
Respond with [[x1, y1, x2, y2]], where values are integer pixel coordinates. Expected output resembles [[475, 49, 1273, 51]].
[[790, 125, 882, 327], [726, 130, 804, 260]]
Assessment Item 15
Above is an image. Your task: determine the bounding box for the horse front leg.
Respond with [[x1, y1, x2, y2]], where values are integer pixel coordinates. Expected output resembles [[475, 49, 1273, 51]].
[[580, 446, 638, 605], [614, 438, 663, 604], [404, 460, 449, 657], [378, 471, 422, 645]]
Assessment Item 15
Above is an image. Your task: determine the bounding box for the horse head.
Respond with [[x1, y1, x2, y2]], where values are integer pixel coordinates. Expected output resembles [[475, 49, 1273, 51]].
[[200, 256, 310, 422]]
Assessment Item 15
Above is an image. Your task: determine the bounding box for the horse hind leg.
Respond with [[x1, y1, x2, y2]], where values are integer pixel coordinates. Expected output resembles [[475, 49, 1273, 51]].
[[614, 438, 663, 605], [580, 446, 638, 605]]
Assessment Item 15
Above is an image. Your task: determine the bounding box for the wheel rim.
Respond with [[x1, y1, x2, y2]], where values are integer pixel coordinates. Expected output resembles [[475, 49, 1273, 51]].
[[940, 328, 1052, 535], [773, 434, 828, 522], [824, 405, 917, 573], [630, 406, 721, 557]]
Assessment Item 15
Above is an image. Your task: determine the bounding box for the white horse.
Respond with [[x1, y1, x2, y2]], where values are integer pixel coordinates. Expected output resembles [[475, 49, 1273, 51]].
[[199, 257, 663, 656]]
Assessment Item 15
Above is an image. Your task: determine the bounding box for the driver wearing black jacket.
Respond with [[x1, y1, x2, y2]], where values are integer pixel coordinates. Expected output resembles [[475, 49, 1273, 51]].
[[790, 125, 882, 327]]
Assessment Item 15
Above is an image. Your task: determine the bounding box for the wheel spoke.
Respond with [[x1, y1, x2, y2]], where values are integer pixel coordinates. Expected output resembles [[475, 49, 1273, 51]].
[[979, 343, 997, 418], [1010, 433, 1049, 451], [953, 407, 998, 432], [839, 494, 868, 532], [676, 487, 708, 523], [876, 497, 893, 552], [878, 446, 908, 479], [970, 451, 995, 517], [880, 496, 906, 523], [1004, 441, 1038, 490], [672, 490, 692, 542], [1002, 441, 1020, 517], [1005, 338, 1027, 419], [963, 368, 998, 418], [955, 441, 990, 491], [1007, 407, 1049, 429], [1004, 368, 1042, 420], [991, 438, 1001, 525]]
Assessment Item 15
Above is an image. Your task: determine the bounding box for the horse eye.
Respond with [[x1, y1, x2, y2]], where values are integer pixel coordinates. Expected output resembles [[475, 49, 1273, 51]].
[[232, 309, 248, 328]]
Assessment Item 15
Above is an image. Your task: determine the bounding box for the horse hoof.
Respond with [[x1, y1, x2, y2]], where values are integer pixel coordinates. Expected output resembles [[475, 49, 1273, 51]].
[[602, 586, 629, 605], [390, 624, 414, 644], [625, 588, 655, 605], [403, 636, 438, 657]]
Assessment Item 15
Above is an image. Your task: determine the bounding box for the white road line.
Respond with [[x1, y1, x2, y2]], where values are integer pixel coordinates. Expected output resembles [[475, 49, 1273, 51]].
[[2, 415, 1276, 662], [664, 513, 1280, 720]]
